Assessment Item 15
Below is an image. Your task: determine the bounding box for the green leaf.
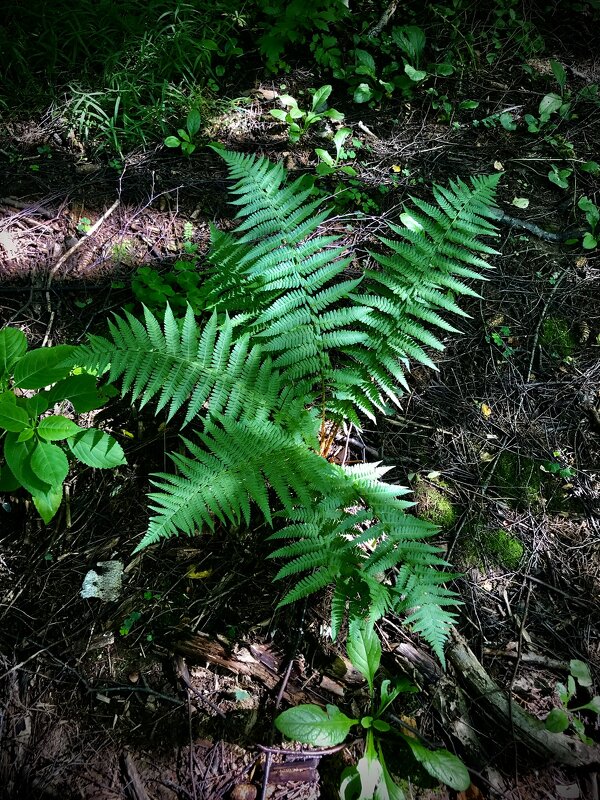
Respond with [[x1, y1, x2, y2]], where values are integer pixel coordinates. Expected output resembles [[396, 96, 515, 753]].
[[404, 739, 470, 791], [377, 748, 407, 800], [0, 398, 30, 432], [404, 64, 427, 82], [30, 441, 69, 486], [315, 148, 334, 167], [550, 60, 567, 91], [3, 434, 50, 494], [573, 696, 600, 715], [17, 428, 34, 442], [0, 463, 20, 491], [583, 233, 598, 249], [570, 659, 593, 687], [67, 428, 126, 468], [164, 136, 181, 148], [38, 415, 83, 441], [269, 108, 288, 121], [539, 93, 563, 117], [32, 483, 63, 524], [186, 108, 201, 137], [24, 394, 49, 417], [353, 83, 373, 103], [13, 345, 76, 389], [311, 84, 333, 111], [0, 327, 27, 379], [545, 707, 570, 732], [580, 161, 600, 174], [347, 620, 381, 693], [459, 100, 479, 110], [45, 374, 108, 413], [275, 703, 357, 746], [512, 197, 530, 209]]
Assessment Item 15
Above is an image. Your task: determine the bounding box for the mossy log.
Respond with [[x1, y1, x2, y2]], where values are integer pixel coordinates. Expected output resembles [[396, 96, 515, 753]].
[[446, 629, 600, 767], [394, 629, 600, 770]]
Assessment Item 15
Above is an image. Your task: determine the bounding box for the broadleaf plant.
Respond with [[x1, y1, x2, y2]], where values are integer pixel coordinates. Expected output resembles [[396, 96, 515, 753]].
[[0, 328, 125, 523], [275, 620, 471, 798], [78, 148, 501, 663]]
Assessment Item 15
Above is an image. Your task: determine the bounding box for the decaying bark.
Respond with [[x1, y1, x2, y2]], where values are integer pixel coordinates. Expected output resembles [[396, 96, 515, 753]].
[[394, 630, 600, 770]]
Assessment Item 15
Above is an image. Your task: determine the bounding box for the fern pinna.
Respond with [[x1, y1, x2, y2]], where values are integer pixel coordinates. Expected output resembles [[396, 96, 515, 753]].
[[81, 151, 500, 663]]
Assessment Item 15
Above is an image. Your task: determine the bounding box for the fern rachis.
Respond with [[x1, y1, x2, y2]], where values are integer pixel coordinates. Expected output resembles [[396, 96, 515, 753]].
[[83, 151, 500, 662]]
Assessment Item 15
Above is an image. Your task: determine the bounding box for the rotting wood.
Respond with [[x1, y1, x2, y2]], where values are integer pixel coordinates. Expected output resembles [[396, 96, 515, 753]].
[[121, 751, 151, 800], [393, 628, 600, 770], [174, 634, 315, 704], [445, 628, 600, 768]]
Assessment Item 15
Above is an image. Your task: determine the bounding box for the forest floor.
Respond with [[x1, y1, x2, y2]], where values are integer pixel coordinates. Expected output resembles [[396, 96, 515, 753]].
[[1, 20, 600, 800]]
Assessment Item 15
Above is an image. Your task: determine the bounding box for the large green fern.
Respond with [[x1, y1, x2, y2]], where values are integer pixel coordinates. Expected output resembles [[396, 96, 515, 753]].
[[80, 150, 500, 663]]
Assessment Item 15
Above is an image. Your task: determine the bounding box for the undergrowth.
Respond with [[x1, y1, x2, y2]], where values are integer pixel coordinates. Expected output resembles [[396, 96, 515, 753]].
[[74, 148, 501, 663]]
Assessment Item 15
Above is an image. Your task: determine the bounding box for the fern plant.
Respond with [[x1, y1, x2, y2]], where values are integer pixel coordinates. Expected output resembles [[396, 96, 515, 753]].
[[80, 150, 500, 663]]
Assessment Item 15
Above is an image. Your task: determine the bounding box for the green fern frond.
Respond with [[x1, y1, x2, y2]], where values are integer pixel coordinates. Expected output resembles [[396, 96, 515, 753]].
[[137, 412, 335, 551], [80, 304, 291, 426]]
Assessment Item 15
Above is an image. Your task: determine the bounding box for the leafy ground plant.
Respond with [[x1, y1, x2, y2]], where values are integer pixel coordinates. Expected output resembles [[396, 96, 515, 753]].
[[80, 148, 501, 662], [545, 659, 600, 745], [275, 621, 471, 798], [0, 327, 125, 522], [269, 85, 344, 143], [165, 108, 202, 155]]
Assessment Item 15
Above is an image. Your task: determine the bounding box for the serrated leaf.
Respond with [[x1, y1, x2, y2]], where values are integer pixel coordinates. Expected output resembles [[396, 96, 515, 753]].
[[13, 345, 76, 389], [0, 463, 20, 492], [3, 434, 50, 494], [0, 398, 29, 432], [570, 659, 593, 687], [347, 621, 381, 693], [404, 739, 470, 791], [30, 441, 69, 487], [45, 374, 111, 413], [38, 415, 83, 441], [24, 394, 49, 417], [0, 327, 27, 379], [545, 708, 570, 733], [275, 704, 357, 746], [67, 429, 126, 468], [32, 483, 63, 524]]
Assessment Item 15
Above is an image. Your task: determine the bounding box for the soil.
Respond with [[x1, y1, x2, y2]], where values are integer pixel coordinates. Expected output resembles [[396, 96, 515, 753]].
[[1, 24, 600, 800]]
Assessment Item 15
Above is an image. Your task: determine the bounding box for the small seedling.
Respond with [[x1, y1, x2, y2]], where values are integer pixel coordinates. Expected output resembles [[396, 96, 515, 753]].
[[269, 85, 344, 143], [165, 108, 202, 155], [486, 325, 514, 359], [77, 216, 92, 234], [548, 164, 572, 189], [315, 128, 358, 177], [545, 659, 600, 744], [275, 622, 470, 797], [578, 195, 599, 249]]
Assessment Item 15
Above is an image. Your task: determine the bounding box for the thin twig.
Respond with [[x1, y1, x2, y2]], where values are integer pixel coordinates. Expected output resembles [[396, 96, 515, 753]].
[[46, 199, 120, 288]]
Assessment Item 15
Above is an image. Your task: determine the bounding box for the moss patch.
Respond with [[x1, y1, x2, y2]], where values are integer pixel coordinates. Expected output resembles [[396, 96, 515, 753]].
[[460, 527, 524, 570], [539, 317, 575, 362], [494, 452, 542, 509], [414, 478, 457, 527]]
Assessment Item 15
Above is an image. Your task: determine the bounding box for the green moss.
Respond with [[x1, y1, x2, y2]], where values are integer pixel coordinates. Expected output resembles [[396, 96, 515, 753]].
[[414, 478, 457, 527], [484, 529, 524, 569], [539, 317, 575, 361], [495, 452, 542, 509], [460, 527, 524, 570]]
